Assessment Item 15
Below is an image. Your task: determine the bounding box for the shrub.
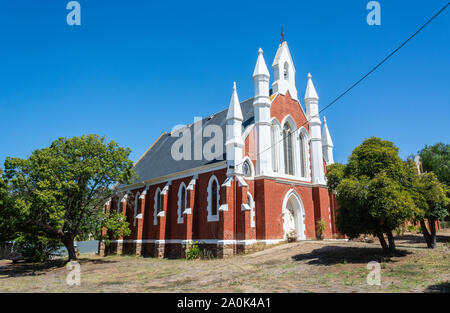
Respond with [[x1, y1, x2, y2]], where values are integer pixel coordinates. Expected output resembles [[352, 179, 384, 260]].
[[15, 235, 63, 262], [316, 219, 326, 239], [186, 241, 200, 260], [407, 225, 416, 233]]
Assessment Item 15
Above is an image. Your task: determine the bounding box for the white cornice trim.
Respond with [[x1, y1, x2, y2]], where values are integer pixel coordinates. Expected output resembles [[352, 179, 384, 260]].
[[118, 162, 227, 193]]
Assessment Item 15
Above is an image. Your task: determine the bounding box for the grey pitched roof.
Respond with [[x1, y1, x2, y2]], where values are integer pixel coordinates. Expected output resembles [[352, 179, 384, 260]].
[[123, 97, 255, 187]]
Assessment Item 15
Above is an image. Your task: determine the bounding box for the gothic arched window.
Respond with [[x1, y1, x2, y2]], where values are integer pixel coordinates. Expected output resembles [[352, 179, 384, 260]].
[[117, 198, 122, 213], [155, 189, 161, 213], [207, 176, 220, 221], [283, 124, 294, 175], [135, 193, 141, 216], [211, 180, 218, 216], [177, 184, 186, 224], [284, 62, 289, 80]]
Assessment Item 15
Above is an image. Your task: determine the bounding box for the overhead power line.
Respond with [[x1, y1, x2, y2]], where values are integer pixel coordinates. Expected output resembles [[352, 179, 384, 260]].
[[236, 2, 449, 169]]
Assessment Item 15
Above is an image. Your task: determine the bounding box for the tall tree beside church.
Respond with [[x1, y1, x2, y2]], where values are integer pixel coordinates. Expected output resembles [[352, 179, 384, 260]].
[[0, 169, 16, 241], [418, 143, 449, 186], [326, 137, 418, 254], [410, 171, 449, 248], [3, 135, 134, 260]]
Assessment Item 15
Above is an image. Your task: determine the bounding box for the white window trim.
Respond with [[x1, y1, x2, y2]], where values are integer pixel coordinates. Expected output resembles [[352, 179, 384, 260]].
[[281, 115, 299, 177], [207, 175, 220, 222], [133, 192, 141, 226], [177, 182, 187, 224], [242, 156, 255, 178], [153, 187, 162, 225], [116, 198, 121, 214]]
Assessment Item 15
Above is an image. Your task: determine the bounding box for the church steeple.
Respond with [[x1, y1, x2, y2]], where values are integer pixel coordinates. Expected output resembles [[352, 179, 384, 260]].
[[226, 82, 244, 176], [226, 82, 243, 121], [272, 40, 298, 100], [304, 73, 325, 184], [322, 116, 334, 165], [252, 48, 272, 176], [305, 73, 318, 101]]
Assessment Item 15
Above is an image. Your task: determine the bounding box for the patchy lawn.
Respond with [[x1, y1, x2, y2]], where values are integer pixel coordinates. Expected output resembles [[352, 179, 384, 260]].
[[0, 232, 449, 293]]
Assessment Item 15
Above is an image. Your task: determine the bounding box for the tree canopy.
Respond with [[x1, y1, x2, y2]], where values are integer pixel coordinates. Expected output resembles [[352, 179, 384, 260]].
[[410, 171, 449, 248], [327, 137, 419, 254], [418, 143, 449, 186], [2, 134, 135, 260]]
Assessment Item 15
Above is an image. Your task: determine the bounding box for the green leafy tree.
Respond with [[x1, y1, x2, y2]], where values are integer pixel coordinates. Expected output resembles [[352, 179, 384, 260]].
[[3, 134, 134, 260], [100, 211, 131, 247], [418, 143, 449, 186], [0, 169, 19, 242], [411, 172, 449, 248], [327, 137, 418, 254]]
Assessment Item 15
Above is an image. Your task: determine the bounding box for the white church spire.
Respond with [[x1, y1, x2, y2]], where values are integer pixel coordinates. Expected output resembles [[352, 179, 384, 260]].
[[304, 73, 325, 184], [322, 116, 334, 165], [226, 82, 244, 176], [253, 48, 270, 78], [252, 48, 272, 176], [226, 82, 243, 121], [272, 41, 298, 100], [304, 73, 318, 100]]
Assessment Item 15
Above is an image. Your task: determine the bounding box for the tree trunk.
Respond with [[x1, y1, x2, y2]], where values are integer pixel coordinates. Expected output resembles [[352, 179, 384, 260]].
[[376, 231, 390, 254], [420, 220, 433, 248], [429, 218, 437, 249], [62, 235, 77, 261], [386, 229, 396, 254]]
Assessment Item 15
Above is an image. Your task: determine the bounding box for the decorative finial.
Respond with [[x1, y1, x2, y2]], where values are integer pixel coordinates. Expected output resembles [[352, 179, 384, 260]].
[[323, 116, 327, 124], [307, 73, 312, 79], [233, 81, 236, 90], [280, 26, 285, 43], [258, 48, 263, 55]]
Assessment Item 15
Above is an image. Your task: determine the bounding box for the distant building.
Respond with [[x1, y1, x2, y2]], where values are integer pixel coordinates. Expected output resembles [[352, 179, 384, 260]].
[[101, 40, 340, 258]]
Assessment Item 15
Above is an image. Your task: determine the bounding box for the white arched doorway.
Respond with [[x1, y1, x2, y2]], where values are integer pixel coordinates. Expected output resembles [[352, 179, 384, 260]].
[[282, 189, 306, 240]]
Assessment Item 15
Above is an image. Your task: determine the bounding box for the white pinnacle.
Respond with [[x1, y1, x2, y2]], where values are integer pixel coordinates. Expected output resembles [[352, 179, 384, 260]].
[[226, 81, 243, 121], [322, 116, 333, 147], [304, 73, 319, 100], [252, 48, 270, 78]]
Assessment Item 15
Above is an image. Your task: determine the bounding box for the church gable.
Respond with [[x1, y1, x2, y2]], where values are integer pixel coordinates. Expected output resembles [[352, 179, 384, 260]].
[[270, 91, 309, 133]]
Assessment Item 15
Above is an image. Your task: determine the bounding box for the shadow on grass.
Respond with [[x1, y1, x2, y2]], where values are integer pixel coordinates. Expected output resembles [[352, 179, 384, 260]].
[[395, 233, 450, 245], [425, 281, 450, 293], [291, 245, 411, 265], [0, 259, 66, 278], [0, 257, 118, 278]]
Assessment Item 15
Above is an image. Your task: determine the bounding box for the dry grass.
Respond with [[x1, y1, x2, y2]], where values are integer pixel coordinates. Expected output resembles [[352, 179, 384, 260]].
[[0, 232, 449, 293]]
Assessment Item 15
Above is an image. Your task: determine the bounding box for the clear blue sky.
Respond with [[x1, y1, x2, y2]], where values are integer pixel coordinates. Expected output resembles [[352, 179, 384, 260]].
[[0, 0, 449, 165]]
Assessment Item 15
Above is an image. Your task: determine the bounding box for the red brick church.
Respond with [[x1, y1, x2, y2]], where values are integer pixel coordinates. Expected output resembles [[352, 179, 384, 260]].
[[101, 39, 340, 258]]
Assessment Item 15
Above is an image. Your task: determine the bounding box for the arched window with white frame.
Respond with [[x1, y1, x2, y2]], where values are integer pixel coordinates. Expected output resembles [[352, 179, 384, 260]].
[[298, 129, 309, 178], [207, 175, 220, 222], [116, 198, 122, 214], [134, 192, 141, 226], [153, 187, 162, 225], [283, 62, 289, 80], [177, 182, 187, 224], [283, 123, 294, 175]]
